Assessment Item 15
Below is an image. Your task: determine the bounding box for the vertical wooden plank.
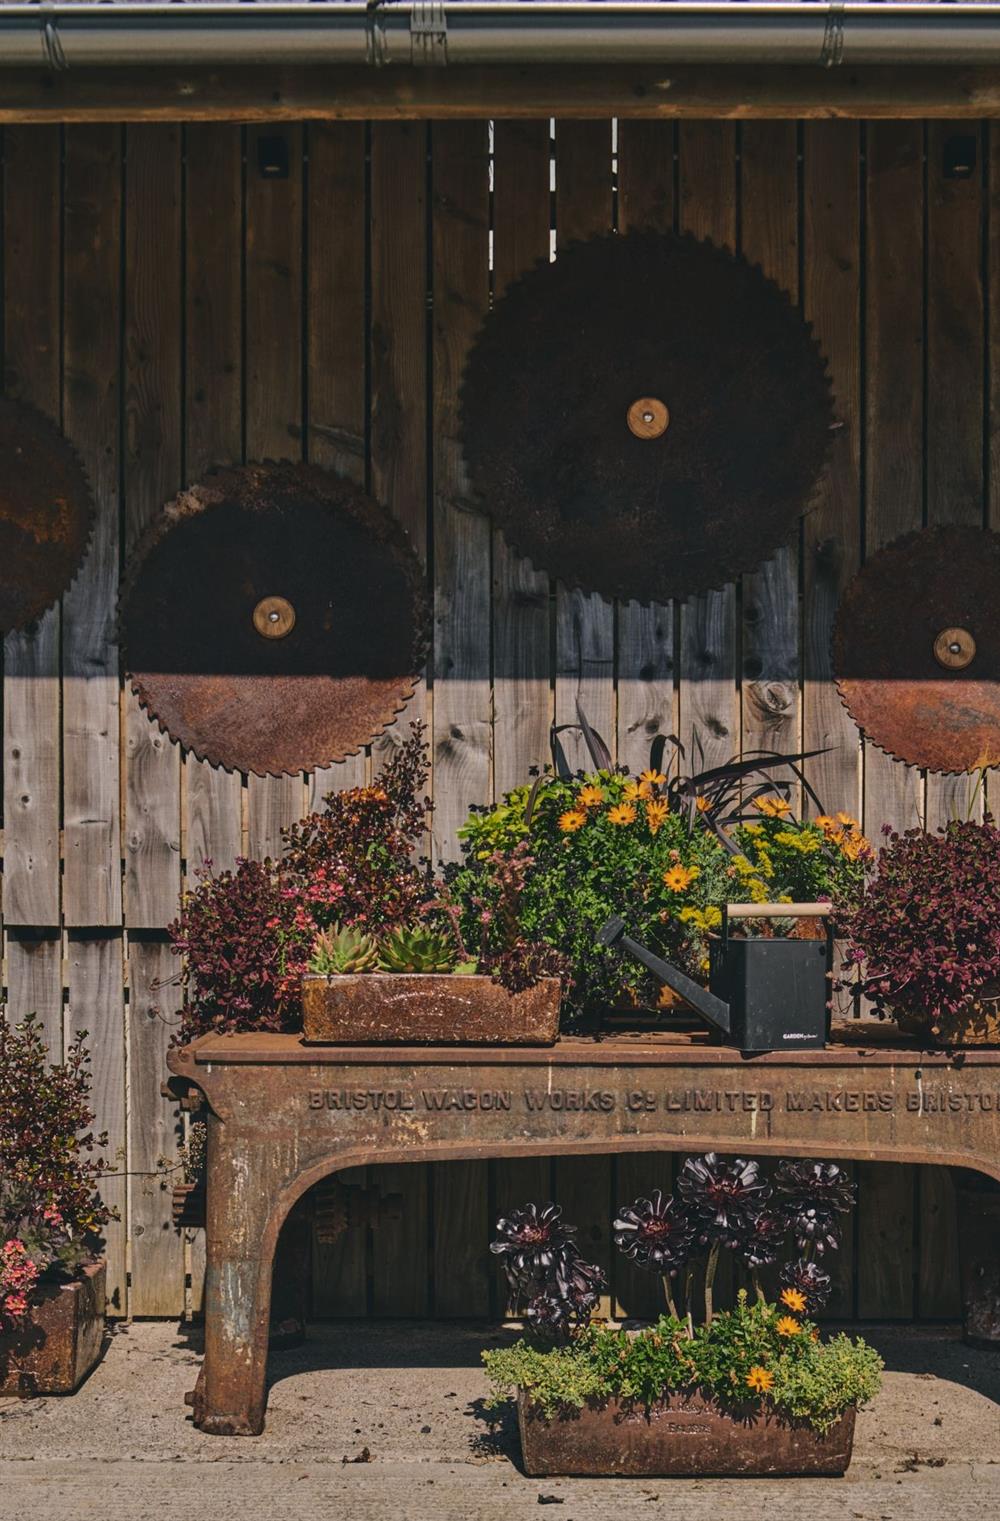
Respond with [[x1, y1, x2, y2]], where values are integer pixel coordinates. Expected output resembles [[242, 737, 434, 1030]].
[[306, 121, 368, 812], [245, 124, 305, 858], [369, 121, 431, 1318], [67, 935, 127, 1315], [5, 934, 63, 1057], [184, 123, 244, 877], [917, 1166, 961, 1319], [550, 119, 614, 1316], [823, 1161, 857, 1322], [2, 127, 61, 928], [739, 123, 801, 777], [492, 121, 552, 800], [307, 122, 370, 1317], [128, 937, 184, 1315], [925, 120, 986, 831], [62, 125, 123, 929], [858, 1162, 915, 1319], [863, 121, 926, 840], [124, 125, 183, 928], [801, 123, 862, 824], [553, 121, 615, 771], [428, 122, 492, 1318], [616, 122, 677, 778], [677, 123, 738, 779], [490, 122, 555, 1302]]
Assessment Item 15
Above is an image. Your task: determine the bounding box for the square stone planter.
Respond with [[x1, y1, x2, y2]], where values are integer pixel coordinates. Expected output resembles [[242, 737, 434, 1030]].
[[301, 973, 560, 1045], [0, 1258, 106, 1397], [517, 1391, 856, 1477]]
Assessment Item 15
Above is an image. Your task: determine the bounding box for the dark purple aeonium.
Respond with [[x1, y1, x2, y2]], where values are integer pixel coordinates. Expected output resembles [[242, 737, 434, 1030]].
[[676, 1153, 771, 1245], [735, 1208, 788, 1271], [774, 1160, 856, 1219], [613, 1189, 695, 1276], [490, 1202, 576, 1290], [780, 1257, 833, 1313], [524, 1249, 607, 1339], [791, 1204, 842, 1256]]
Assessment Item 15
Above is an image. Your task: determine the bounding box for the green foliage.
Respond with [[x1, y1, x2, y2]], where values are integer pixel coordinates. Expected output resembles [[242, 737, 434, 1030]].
[[309, 924, 380, 975], [378, 923, 458, 974], [482, 1295, 882, 1434]]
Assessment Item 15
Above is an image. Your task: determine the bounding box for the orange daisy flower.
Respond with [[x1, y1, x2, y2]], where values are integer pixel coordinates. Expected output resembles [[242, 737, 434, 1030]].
[[663, 863, 698, 893], [746, 1366, 774, 1394], [622, 780, 643, 802], [558, 809, 587, 833], [577, 784, 606, 810], [640, 769, 667, 788], [754, 795, 793, 819], [780, 1287, 807, 1315], [694, 795, 711, 813], [608, 803, 637, 827], [776, 1316, 802, 1338], [644, 799, 669, 835]]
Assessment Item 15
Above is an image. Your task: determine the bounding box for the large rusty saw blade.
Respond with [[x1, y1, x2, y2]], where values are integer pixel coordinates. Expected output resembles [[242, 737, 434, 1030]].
[[459, 230, 834, 604], [834, 526, 1000, 774], [120, 462, 429, 777], [0, 398, 94, 630]]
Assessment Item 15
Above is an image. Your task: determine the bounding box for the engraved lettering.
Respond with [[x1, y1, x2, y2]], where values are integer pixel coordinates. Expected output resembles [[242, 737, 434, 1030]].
[[308, 1090, 323, 1110]]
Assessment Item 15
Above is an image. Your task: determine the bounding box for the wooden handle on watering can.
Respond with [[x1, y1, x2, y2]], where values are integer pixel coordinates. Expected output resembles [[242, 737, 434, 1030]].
[[726, 902, 832, 919]]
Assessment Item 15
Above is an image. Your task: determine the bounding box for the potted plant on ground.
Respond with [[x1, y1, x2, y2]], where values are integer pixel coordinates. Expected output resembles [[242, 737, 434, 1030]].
[[838, 817, 1000, 1045], [0, 1013, 111, 1396], [483, 1154, 881, 1477]]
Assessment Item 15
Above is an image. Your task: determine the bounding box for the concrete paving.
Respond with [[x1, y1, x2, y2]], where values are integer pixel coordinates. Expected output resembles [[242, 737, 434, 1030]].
[[2, 1321, 999, 1518]]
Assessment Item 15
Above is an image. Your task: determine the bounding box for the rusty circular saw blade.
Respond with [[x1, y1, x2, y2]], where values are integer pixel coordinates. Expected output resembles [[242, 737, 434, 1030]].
[[0, 397, 94, 631], [459, 230, 834, 604], [833, 526, 1000, 774], [120, 462, 429, 777]]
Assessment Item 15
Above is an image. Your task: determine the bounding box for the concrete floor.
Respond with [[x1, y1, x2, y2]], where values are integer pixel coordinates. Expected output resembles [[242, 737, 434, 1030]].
[[2, 1321, 999, 1518]]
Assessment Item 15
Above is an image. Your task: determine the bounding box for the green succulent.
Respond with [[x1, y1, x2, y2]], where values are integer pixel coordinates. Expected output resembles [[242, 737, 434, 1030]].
[[378, 924, 457, 974], [310, 924, 380, 975]]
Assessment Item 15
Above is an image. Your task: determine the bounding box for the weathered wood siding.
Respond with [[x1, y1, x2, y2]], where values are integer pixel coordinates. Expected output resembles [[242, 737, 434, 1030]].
[[2, 118, 989, 1321]]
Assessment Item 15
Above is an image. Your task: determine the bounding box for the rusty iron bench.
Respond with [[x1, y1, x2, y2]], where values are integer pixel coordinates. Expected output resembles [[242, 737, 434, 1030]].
[[166, 1028, 1000, 1436]]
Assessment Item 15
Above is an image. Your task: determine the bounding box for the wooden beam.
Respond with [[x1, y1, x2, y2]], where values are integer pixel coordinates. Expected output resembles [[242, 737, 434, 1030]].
[[4, 64, 1000, 124]]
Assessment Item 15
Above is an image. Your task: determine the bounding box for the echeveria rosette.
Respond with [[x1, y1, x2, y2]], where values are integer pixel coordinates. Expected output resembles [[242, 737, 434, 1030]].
[[613, 1189, 695, 1276], [780, 1257, 833, 1313], [676, 1153, 771, 1245], [490, 1202, 576, 1289]]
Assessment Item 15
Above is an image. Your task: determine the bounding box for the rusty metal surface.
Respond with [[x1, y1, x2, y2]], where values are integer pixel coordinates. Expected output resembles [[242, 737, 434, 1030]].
[[0, 1258, 105, 1397], [459, 230, 833, 604], [834, 526, 1000, 774], [165, 1030, 1000, 1435], [120, 462, 430, 776], [301, 973, 561, 1045], [516, 1391, 856, 1477], [0, 397, 93, 631]]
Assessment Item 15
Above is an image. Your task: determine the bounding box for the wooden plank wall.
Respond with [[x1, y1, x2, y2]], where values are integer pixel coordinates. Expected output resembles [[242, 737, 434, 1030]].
[[1, 117, 991, 1322]]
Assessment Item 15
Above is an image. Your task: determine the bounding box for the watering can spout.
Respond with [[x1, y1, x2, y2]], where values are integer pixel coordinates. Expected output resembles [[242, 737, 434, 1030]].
[[598, 915, 733, 1037]]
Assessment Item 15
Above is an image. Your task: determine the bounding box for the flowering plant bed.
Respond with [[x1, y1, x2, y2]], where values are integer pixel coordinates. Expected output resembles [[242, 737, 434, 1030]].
[[483, 1152, 881, 1477], [301, 971, 560, 1045], [0, 1257, 105, 1397]]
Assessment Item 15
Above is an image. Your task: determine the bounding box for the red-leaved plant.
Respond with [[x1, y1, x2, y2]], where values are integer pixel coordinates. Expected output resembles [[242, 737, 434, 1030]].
[[838, 818, 1000, 1033]]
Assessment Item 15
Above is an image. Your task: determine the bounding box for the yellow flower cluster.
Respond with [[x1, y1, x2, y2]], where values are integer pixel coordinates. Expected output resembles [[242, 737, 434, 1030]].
[[729, 854, 771, 903], [678, 905, 723, 932], [773, 828, 822, 855]]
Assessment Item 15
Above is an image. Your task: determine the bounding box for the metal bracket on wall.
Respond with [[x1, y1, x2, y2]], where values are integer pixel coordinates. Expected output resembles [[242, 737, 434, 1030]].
[[410, 0, 448, 66]]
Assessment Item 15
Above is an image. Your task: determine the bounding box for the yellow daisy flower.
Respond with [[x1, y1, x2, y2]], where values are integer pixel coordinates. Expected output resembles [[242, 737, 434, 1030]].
[[608, 803, 637, 827], [644, 799, 669, 835], [780, 1287, 807, 1314], [577, 784, 606, 810], [746, 1366, 774, 1394], [558, 809, 587, 833], [663, 863, 698, 892], [640, 769, 667, 788], [776, 1316, 802, 1338]]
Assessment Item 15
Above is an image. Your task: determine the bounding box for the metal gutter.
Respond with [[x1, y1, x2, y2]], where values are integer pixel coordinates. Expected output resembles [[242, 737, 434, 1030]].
[[2, 3, 1000, 71]]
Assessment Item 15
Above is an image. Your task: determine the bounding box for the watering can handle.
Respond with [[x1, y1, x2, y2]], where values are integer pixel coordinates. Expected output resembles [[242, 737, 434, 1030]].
[[726, 902, 832, 919]]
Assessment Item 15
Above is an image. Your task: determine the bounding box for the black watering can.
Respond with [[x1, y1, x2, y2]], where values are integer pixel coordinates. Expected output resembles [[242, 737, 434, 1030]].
[[599, 903, 833, 1054]]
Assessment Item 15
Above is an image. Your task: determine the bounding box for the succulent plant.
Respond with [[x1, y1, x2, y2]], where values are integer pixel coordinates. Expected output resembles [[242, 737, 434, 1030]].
[[735, 1208, 788, 1270], [789, 1204, 842, 1256], [490, 1202, 577, 1290], [613, 1189, 695, 1276], [525, 1250, 607, 1337], [377, 923, 457, 974], [780, 1257, 833, 1313], [774, 1160, 855, 1218], [676, 1153, 771, 1245], [309, 924, 380, 975]]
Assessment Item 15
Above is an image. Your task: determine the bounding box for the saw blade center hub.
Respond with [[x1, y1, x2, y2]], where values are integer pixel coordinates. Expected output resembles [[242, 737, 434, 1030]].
[[253, 595, 296, 640], [627, 397, 670, 440], [933, 626, 976, 671]]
